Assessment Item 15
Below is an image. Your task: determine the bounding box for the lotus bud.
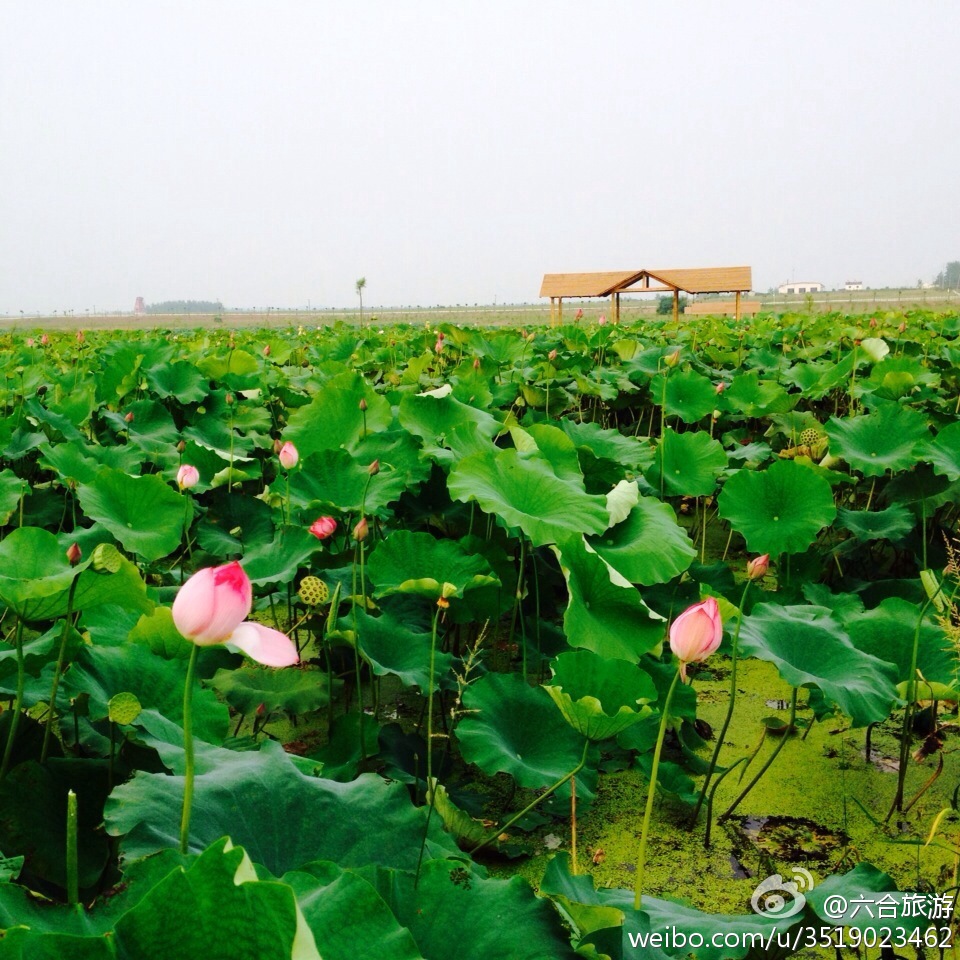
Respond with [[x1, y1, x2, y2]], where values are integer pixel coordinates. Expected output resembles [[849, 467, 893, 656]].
[[124, 411, 134, 423], [76, 330, 85, 343], [225, 393, 235, 406], [435, 339, 444, 354], [25, 338, 34, 347], [177, 440, 186, 453], [177, 464, 200, 490], [869, 317, 878, 329], [473, 357, 481, 371], [41, 334, 49, 346], [308, 516, 337, 540], [664, 348, 681, 368], [575, 308, 583, 321], [262, 344, 271, 357], [548, 349, 557, 361], [368, 459, 380, 476], [715, 381, 729, 394], [273, 438, 283, 454], [746, 554, 770, 581], [669, 597, 722, 679], [278, 441, 299, 471], [352, 516, 369, 541], [598, 315, 607, 326], [358, 397, 367, 412], [66, 542, 82, 566], [898, 321, 906, 333]]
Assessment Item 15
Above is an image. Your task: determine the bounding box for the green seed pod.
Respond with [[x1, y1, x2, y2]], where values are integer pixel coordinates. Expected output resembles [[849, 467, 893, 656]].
[[91, 542, 123, 574], [299, 576, 329, 607]]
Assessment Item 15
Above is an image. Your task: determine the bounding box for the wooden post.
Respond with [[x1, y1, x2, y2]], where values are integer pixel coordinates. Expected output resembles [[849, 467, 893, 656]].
[[735, 291, 741, 323], [610, 293, 615, 322], [615, 292, 621, 324], [550, 297, 555, 326], [558, 298, 563, 325], [672, 290, 679, 323]]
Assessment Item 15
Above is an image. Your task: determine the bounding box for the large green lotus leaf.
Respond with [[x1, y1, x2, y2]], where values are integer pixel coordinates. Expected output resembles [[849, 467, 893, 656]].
[[556, 536, 665, 661], [717, 459, 837, 555], [458, 672, 586, 788], [348, 606, 455, 692], [123, 399, 181, 459], [104, 740, 460, 871], [24, 396, 86, 444], [825, 403, 930, 477], [738, 603, 898, 726], [842, 597, 957, 689], [128, 606, 194, 660], [306, 710, 380, 782], [0, 758, 110, 892], [195, 349, 260, 380], [145, 358, 210, 403], [0, 469, 27, 525], [558, 420, 654, 471], [862, 354, 939, 402], [285, 371, 392, 457], [447, 447, 609, 547], [544, 650, 656, 740], [210, 665, 332, 716], [77, 469, 186, 561], [512, 423, 585, 485], [113, 839, 315, 960], [284, 861, 424, 960], [242, 527, 321, 587], [644, 429, 727, 497], [61, 644, 229, 744], [588, 495, 696, 585], [287, 449, 407, 516], [0, 527, 89, 619], [0, 622, 81, 687], [721, 371, 796, 416], [658, 369, 718, 423], [38, 440, 102, 486], [182, 415, 255, 463], [837, 504, 916, 542], [927, 420, 960, 481], [541, 852, 795, 960], [384, 859, 580, 960], [367, 530, 498, 599], [398, 390, 500, 450]]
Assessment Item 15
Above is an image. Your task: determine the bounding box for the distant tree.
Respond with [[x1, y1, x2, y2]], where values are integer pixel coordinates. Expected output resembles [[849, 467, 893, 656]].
[[355, 277, 366, 328], [934, 262, 960, 289], [656, 294, 687, 315], [146, 299, 224, 315]]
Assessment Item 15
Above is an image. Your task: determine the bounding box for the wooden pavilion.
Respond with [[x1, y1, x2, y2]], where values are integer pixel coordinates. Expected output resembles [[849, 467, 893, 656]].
[[539, 266, 752, 325]]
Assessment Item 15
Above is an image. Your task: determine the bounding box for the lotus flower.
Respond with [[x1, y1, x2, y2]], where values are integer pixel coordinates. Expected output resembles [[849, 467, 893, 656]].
[[278, 441, 299, 471], [669, 597, 722, 677], [309, 516, 337, 540], [172, 561, 298, 666], [177, 464, 199, 489], [598, 315, 607, 326]]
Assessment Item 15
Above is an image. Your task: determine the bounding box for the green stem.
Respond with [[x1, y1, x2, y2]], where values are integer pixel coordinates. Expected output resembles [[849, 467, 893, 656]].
[[692, 580, 750, 823], [634, 667, 682, 910], [425, 605, 442, 796], [66, 789, 78, 905], [42, 576, 80, 763], [470, 738, 590, 856], [718, 687, 797, 823], [179, 643, 200, 855], [0, 618, 25, 780], [508, 536, 527, 681]]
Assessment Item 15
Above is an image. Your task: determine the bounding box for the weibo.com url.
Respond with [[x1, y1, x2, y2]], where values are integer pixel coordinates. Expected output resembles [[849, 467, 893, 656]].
[[628, 926, 954, 952]]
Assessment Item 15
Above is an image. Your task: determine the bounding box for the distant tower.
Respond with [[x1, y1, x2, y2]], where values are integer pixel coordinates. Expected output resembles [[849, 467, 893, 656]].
[[134, 297, 145, 315]]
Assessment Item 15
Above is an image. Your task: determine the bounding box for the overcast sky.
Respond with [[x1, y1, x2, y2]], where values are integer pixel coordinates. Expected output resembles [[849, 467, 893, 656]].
[[1, 2, 957, 313]]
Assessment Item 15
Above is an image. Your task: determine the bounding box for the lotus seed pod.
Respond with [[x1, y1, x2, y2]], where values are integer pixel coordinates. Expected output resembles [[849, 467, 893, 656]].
[[299, 576, 329, 607], [91, 542, 123, 574], [799, 428, 821, 446]]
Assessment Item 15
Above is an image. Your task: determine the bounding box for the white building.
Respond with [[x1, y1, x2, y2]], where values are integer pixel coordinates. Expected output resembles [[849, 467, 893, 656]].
[[844, 281, 864, 291], [778, 281, 824, 294]]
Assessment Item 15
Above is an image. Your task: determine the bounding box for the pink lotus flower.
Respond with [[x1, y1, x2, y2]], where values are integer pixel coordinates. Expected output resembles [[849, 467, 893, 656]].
[[41, 334, 49, 346], [746, 554, 769, 580], [669, 597, 722, 678], [278, 441, 299, 471], [598, 315, 607, 326], [177, 464, 200, 490], [309, 516, 337, 540], [172, 561, 298, 666]]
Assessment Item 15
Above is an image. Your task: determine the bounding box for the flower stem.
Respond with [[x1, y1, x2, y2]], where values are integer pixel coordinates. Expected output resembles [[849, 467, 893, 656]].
[[179, 643, 200, 855], [634, 666, 682, 910], [0, 618, 25, 780], [66, 789, 79, 904], [42, 576, 80, 763], [691, 580, 751, 824]]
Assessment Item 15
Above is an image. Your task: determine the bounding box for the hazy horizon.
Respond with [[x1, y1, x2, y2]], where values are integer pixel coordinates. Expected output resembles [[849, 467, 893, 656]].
[[2, 2, 958, 315]]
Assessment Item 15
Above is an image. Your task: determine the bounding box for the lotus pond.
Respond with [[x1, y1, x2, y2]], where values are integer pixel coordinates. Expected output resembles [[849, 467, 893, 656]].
[[1, 309, 960, 958]]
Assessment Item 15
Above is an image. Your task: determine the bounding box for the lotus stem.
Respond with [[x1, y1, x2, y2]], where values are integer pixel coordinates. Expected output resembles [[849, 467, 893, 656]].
[[719, 687, 797, 823], [179, 643, 199, 854], [704, 757, 748, 849], [66, 789, 78, 904], [692, 579, 751, 824], [571, 774, 578, 875], [42, 575, 80, 762], [634, 666, 682, 910], [0, 618, 25, 780]]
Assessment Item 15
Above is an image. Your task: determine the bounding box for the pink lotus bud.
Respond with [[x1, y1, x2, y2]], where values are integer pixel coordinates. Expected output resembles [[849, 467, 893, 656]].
[[598, 315, 607, 326], [66, 542, 82, 566], [171, 561, 298, 666], [664, 348, 681, 368], [25, 338, 35, 347], [715, 381, 729, 394], [869, 317, 878, 328], [368, 459, 380, 476], [76, 330, 85, 343], [352, 516, 369, 541], [262, 344, 271, 357], [278, 441, 299, 471], [746, 554, 770, 581], [473, 357, 481, 371], [41, 334, 49, 346], [548, 349, 557, 361], [435, 339, 444, 353], [124, 411, 134, 423], [177, 464, 200, 490], [273, 438, 283, 454], [575, 308, 583, 321], [669, 597, 722, 675], [308, 516, 337, 540], [898, 321, 906, 334], [358, 397, 367, 412]]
